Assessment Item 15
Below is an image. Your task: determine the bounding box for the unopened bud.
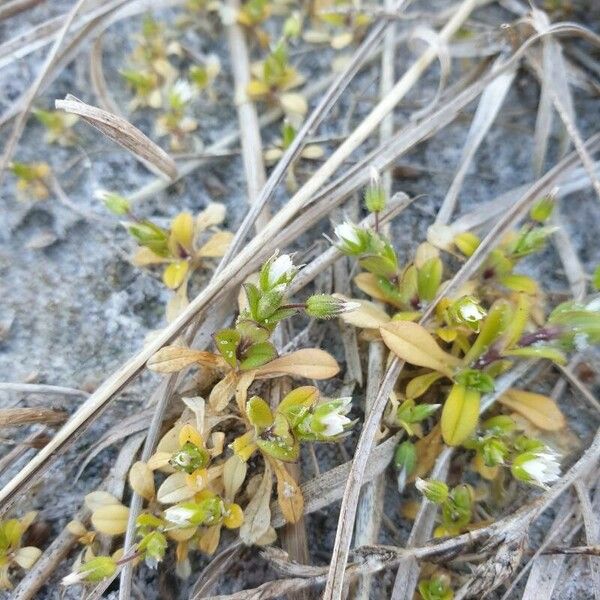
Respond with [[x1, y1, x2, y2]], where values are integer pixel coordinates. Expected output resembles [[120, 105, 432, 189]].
[[415, 478, 448, 504], [305, 294, 360, 319]]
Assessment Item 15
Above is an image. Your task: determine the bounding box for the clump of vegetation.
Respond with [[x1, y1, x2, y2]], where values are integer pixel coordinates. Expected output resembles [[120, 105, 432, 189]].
[[3, 0, 600, 597]]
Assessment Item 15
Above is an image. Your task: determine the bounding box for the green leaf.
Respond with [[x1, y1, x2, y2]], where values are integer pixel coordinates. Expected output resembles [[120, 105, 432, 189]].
[[256, 290, 284, 321], [246, 396, 274, 428], [464, 299, 511, 365], [405, 372, 444, 399], [236, 320, 270, 344], [441, 384, 480, 446], [240, 342, 277, 370], [277, 386, 319, 426], [454, 369, 495, 393], [503, 346, 566, 364], [214, 328, 240, 368], [243, 283, 262, 318], [128, 221, 169, 256], [417, 257, 442, 303]]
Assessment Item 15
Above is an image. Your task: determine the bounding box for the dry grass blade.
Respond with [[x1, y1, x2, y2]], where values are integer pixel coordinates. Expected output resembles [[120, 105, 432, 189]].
[[0, 407, 67, 427], [0, 382, 89, 397], [55, 94, 177, 179], [0, 0, 44, 21], [435, 55, 516, 225], [89, 34, 123, 116]]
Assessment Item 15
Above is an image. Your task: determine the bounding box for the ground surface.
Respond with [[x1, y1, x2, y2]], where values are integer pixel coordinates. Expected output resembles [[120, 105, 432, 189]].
[[1, 0, 600, 598]]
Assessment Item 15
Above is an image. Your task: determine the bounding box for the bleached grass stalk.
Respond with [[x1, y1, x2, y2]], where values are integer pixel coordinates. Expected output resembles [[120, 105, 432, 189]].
[[354, 2, 396, 596], [0, 0, 479, 512]]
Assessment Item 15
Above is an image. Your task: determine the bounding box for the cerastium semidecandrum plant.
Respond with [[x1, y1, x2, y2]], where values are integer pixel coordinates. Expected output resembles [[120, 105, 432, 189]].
[[330, 172, 600, 592], [61, 252, 359, 584]]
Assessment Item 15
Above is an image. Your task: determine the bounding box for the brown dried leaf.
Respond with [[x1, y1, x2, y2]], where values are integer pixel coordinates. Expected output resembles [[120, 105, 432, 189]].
[[410, 426, 442, 482], [499, 388, 566, 431], [239, 464, 273, 545], [271, 460, 304, 524], [209, 371, 238, 412], [197, 231, 233, 257], [55, 95, 177, 179], [255, 349, 340, 380], [147, 346, 223, 373], [223, 455, 248, 502], [0, 407, 67, 427]]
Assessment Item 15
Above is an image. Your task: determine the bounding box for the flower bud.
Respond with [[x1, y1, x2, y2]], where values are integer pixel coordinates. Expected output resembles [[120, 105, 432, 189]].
[[364, 167, 386, 213], [295, 397, 353, 441], [481, 437, 508, 467], [96, 190, 130, 215], [453, 232, 480, 257], [415, 478, 448, 504], [333, 222, 370, 255], [529, 194, 555, 223], [511, 448, 560, 488], [62, 556, 117, 585], [305, 294, 360, 319], [394, 441, 416, 493], [259, 253, 298, 291], [447, 296, 487, 330]]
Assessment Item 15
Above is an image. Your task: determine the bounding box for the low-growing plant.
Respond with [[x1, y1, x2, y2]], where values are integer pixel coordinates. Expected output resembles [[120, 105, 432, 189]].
[[61, 252, 358, 585]]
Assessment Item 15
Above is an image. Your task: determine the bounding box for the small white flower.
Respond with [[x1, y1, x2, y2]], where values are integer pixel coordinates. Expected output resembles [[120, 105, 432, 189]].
[[164, 505, 195, 527], [414, 477, 428, 494], [586, 297, 600, 312], [172, 79, 194, 103], [62, 571, 86, 586], [334, 222, 361, 246], [268, 254, 294, 287], [458, 300, 486, 323], [520, 450, 561, 487], [319, 397, 352, 437]]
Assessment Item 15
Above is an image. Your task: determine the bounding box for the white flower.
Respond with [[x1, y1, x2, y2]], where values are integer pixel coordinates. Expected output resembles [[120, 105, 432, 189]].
[[319, 397, 352, 437], [62, 571, 86, 586], [172, 79, 194, 103], [268, 254, 294, 287], [164, 505, 195, 527], [334, 222, 361, 246], [457, 298, 486, 322], [519, 451, 561, 487]]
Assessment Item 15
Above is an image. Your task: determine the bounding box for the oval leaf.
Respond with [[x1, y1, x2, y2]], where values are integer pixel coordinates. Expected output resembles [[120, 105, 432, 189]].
[[255, 349, 340, 380], [441, 384, 480, 446], [334, 295, 390, 329], [380, 322, 460, 378], [91, 504, 130, 536], [156, 472, 195, 504], [499, 388, 566, 431], [272, 461, 304, 524]]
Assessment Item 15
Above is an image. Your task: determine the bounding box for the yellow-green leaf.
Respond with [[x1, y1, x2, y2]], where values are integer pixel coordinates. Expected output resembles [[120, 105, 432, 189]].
[[499, 388, 566, 431], [441, 384, 480, 446], [405, 372, 444, 400], [170, 212, 194, 250], [380, 321, 460, 378], [163, 260, 189, 289]]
